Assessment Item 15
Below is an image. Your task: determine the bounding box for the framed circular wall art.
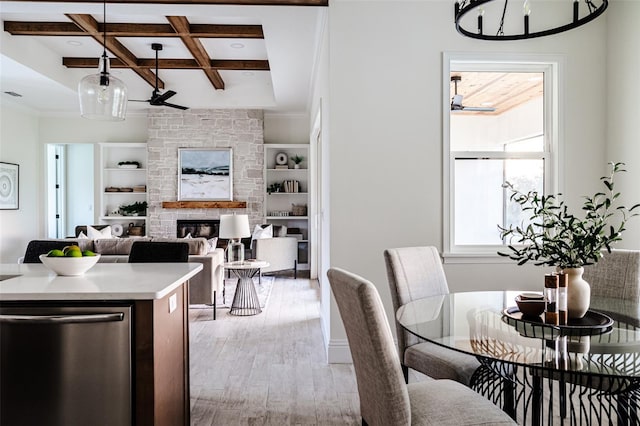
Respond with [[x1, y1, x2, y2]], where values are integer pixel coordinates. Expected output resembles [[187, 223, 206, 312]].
[[0, 162, 19, 210], [275, 152, 288, 165]]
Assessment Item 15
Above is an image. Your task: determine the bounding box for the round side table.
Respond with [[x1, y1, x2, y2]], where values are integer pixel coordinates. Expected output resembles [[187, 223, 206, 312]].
[[224, 260, 269, 316]]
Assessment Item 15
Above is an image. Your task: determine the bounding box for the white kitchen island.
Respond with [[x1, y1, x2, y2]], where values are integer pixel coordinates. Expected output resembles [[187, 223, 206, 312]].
[[0, 262, 202, 426]]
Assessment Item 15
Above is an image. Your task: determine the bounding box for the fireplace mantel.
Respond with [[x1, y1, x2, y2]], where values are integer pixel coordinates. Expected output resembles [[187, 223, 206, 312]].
[[162, 201, 247, 209]]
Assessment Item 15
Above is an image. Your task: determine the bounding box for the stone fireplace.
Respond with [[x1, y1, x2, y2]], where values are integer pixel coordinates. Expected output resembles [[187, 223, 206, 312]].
[[146, 109, 264, 238]]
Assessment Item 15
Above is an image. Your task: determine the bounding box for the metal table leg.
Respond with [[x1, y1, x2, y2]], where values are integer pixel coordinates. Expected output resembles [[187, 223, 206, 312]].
[[229, 267, 262, 316]]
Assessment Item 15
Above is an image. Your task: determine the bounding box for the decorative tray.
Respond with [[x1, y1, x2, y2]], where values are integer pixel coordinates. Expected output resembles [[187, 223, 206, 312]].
[[502, 307, 614, 337]]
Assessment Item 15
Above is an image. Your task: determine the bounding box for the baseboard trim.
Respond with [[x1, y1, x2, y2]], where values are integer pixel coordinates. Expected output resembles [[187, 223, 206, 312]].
[[327, 339, 352, 364]]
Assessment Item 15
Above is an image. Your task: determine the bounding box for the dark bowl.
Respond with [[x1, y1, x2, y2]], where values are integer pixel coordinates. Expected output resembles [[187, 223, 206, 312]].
[[515, 296, 546, 317]]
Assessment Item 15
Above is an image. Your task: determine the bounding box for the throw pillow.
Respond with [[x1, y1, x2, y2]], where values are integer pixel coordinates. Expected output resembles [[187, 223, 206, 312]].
[[78, 231, 89, 239], [250, 224, 272, 249], [207, 237, 218, 252], [87, 225, 112, 239], [183, 233, 192, 239]]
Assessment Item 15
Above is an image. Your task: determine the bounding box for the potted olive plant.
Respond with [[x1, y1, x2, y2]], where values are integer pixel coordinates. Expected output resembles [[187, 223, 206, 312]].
[[498, 162, 639, 318]]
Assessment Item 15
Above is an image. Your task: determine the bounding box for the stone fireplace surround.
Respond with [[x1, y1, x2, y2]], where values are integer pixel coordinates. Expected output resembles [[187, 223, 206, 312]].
[[146, 109, 265, 239]]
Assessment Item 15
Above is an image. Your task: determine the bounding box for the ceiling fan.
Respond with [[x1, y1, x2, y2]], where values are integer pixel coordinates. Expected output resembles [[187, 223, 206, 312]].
[[131, 43, 188, 110], [450, 75, 495, 112]]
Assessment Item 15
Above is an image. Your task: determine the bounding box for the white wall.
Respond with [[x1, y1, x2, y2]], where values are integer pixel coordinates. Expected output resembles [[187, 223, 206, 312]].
[[0, 105, 42, 263], [606, 0, 640, 248], [264, 113, 310, 143], [309, 11, 332, 360], [39, 114, 148, 145], [326, 0, 614, 360], [0, 108, 148, 262]]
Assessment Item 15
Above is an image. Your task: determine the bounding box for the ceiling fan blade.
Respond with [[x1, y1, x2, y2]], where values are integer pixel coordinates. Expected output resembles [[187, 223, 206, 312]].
[[161, 101, 189, 110], [129, 99, 152, 103], [461, 106, 496, 112], [151, 90, 177, 104]]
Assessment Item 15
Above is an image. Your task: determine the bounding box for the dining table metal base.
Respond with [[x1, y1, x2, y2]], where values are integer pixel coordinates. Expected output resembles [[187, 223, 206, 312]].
[[472, 359, 640, 426]]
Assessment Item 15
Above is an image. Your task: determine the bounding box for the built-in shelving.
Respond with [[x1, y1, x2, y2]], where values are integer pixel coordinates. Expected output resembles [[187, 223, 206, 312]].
[[264, 144, 311, 270], [98, 143, 148, 236]]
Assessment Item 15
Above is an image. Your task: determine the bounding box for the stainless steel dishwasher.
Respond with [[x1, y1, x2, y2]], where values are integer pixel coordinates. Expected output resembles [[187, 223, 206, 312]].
[[0, 303, 132, 426]]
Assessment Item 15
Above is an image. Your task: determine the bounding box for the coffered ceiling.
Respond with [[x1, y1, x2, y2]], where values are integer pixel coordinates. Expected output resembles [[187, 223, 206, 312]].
[[0, 0, 327, 115]]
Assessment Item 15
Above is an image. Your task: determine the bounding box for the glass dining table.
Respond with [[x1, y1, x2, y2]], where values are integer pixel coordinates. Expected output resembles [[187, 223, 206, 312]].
[[395, 290, 640, 426]]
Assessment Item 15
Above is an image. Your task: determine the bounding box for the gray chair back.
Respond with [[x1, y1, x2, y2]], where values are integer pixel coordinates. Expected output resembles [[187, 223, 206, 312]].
[[584, 249, 640, 301], [384, 246, 449, 350], [327, 267, 411, 426]]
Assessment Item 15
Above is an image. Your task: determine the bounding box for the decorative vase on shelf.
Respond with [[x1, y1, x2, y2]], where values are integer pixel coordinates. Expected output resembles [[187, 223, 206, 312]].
[[563, 267, 590, 319]]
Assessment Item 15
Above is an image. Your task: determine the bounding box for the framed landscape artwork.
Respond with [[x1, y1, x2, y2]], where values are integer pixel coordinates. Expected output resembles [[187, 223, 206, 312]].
[[178, 148, 233, 201], [0, 162, 19, 210]]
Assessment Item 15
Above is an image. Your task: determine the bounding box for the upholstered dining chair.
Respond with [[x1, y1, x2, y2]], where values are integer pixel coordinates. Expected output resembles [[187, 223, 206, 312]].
[[23, 240, 78, 263], [327, 267, 515, 426], [128, 241, 189, 263], [384, 246, 481, 385], [584, 249, 640, 302]]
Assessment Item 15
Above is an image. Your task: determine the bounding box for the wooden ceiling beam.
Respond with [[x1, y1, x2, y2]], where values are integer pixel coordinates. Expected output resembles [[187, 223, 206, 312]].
[[189, 24, 263, 38], [4, 21, 84, 35], [4, 21, 264, 38], [7, 15, 269, 92], [211, 59, 269, 70], [4, 0, 327, 5], [64, 57, 270, 70], [65, 13, 164, 89], [166, 15, 224, 90]]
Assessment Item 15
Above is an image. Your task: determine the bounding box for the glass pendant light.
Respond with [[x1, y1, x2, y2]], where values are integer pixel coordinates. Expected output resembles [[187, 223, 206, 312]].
[[78, 0, 127, 120]]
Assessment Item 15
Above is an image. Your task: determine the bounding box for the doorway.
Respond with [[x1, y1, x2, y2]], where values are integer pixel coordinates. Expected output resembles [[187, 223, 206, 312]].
[[46, 144, 94, 238]]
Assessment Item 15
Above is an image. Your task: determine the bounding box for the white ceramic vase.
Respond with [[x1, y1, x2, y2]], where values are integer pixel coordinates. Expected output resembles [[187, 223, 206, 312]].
[[563, 267, 590, 319]]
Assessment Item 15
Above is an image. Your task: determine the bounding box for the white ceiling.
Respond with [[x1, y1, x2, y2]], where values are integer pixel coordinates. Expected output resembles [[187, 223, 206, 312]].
[[0, 3, 326, 116]]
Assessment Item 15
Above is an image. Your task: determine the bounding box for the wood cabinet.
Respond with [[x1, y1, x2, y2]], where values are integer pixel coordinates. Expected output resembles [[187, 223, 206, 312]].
[[98, 143, 148, 236], [264, 144, 310, 269], [134, 283, 190, 426]]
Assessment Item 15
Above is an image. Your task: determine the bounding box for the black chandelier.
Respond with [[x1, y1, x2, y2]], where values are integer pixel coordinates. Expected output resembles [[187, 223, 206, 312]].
[[454, 0, 608, 41]]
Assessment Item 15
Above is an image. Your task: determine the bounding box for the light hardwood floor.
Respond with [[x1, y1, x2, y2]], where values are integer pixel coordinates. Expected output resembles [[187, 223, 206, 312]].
[[188, 275, 361, 426]]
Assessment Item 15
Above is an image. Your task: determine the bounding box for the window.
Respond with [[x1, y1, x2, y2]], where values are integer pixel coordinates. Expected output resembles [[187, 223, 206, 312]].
[[443, 54, 561, 258]]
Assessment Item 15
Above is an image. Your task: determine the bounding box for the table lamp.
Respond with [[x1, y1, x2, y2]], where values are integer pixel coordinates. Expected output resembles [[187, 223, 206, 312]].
[[219, 214, 251, 263]]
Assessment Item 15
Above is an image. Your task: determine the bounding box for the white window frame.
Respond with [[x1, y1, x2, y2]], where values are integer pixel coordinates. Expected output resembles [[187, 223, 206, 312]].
[[442, 52, 564, 263]]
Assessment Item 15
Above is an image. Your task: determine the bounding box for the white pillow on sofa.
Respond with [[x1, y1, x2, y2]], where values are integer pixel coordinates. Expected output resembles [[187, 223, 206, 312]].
[[250, 224, 272, 249], [87, 225, 112, 239], [207, 237, 218, 253]]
